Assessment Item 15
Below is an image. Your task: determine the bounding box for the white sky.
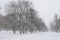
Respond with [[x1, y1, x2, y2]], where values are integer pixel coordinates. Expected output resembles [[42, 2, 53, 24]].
[[0, 0, 60, 27]]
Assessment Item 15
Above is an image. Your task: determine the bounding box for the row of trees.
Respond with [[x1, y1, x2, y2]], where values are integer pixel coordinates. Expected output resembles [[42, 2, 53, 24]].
[[0, 0, 48, 34]]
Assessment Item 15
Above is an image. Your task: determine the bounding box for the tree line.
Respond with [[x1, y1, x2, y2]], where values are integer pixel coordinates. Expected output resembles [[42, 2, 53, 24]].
[[0, 0, 48, 34]]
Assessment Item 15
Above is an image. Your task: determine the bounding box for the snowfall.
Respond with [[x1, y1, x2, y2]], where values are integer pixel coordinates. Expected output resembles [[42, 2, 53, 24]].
[[0, 31, 60, 40]]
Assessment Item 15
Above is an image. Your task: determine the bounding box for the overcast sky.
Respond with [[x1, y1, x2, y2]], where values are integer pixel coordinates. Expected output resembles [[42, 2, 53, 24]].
[[0, 0, 60, 27]]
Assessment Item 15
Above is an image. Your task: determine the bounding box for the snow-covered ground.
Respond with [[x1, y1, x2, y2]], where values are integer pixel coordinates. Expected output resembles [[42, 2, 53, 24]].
[[0, 31, 60, 40]]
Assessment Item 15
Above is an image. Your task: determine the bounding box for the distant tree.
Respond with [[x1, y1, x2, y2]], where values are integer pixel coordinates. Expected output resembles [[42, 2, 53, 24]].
[[50, 14, 60, 32]]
